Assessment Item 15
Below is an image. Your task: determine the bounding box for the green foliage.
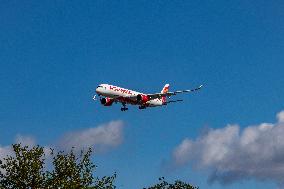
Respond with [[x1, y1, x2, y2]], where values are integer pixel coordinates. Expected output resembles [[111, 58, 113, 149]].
[[0, 144, 116, 189], [0, 144, 198, 189], [0, 144, 46, 189], [46, 148, 95, 189], [144, 177, 199, 189], [91, 173, 117, 189]]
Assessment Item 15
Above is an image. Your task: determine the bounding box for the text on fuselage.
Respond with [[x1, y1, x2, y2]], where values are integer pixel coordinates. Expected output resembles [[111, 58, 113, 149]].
[[109, 85, 133, 95]]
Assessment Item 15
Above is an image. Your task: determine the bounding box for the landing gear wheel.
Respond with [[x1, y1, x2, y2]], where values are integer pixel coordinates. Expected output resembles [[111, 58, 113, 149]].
[[139, 106, 146, 109], [121, 103, 128, 111], [121, 107, 128, 111]]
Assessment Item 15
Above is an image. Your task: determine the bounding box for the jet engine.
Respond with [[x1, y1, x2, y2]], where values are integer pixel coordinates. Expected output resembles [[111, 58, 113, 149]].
[[136, 94, 149, 104], [100, 97, 114, 106]]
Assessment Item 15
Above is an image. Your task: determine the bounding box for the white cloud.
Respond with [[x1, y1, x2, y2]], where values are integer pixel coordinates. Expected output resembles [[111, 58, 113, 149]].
[[173, 139, 192, 165], [58, 120, 125, 153], [172, 110, 284, 186], [0, 145, 12, 160], [0, 135, 37, 160], [0, 120, 125, 161], [15, 135, 36, 147], [277, 111, 284, 123], [0, 135, 38, 174]]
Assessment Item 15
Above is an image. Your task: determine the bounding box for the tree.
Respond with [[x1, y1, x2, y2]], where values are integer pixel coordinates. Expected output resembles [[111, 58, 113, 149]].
[[46, 148, 116, 189], [0, 144, 46, 189], [0, 144, 197, 189], [46, 148, 95, 188], [0, 144, 116, 189], [144, 177, 198, 189]]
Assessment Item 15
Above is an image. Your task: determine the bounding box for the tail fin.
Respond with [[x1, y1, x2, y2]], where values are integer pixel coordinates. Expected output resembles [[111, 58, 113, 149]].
[[161, 84, 170, 103], [161, 84, 170, 93]]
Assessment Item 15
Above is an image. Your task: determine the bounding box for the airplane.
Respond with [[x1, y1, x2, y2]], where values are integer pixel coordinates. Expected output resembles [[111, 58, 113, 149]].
[[93, 83, 203, 111]]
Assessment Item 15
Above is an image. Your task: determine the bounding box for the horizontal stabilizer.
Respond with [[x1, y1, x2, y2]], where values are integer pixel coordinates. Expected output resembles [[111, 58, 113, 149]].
[[163, 99, 183, 105]]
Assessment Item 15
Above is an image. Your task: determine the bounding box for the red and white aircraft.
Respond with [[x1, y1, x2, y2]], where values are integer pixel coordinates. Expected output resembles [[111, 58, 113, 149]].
[[94, 84, 203, 111]]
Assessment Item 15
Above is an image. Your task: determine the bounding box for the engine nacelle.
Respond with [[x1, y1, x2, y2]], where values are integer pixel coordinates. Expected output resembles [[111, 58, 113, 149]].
[[136, 94, 149, 104], [100, 97, 114, 106]]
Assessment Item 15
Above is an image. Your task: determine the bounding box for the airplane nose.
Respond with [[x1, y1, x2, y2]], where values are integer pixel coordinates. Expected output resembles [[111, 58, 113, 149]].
[[96, 87, 102, 94]]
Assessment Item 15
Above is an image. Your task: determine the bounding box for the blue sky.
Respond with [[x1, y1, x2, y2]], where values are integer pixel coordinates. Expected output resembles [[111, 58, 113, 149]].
[[1, 1, 284, 188]]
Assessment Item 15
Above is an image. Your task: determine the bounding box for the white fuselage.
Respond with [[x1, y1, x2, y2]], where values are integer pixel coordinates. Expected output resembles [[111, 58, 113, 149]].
[[96, 84, 163, 107]]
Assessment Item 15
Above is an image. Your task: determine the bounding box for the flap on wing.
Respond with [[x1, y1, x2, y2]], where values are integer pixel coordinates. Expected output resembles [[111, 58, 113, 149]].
[[147, 92, 174, 99]]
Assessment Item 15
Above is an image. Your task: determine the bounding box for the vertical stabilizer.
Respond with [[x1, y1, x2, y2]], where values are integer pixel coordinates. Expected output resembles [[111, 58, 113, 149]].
[[161, 84, 170, 103]]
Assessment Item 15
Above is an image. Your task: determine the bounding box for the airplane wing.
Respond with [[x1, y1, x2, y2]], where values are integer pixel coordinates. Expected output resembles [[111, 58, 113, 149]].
[[147, 85, 203, 100]]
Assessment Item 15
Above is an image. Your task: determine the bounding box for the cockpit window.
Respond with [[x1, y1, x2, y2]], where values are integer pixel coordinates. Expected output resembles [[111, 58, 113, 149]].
[[97, 85, 103, 88]]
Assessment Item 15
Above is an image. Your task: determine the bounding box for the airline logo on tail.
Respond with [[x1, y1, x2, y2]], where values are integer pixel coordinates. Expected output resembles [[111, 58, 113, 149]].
[[161, 84, 170, 103]]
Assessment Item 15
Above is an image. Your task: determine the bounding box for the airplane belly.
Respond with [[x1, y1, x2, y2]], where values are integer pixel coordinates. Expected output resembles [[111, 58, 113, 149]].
[[147, 99, 162, 107]]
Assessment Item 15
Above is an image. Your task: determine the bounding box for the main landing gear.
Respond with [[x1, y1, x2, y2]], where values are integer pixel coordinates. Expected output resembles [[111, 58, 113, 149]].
[[121, 107, 128, 111], [121, 103, 128, 111], [139, 106, 146, 109]]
